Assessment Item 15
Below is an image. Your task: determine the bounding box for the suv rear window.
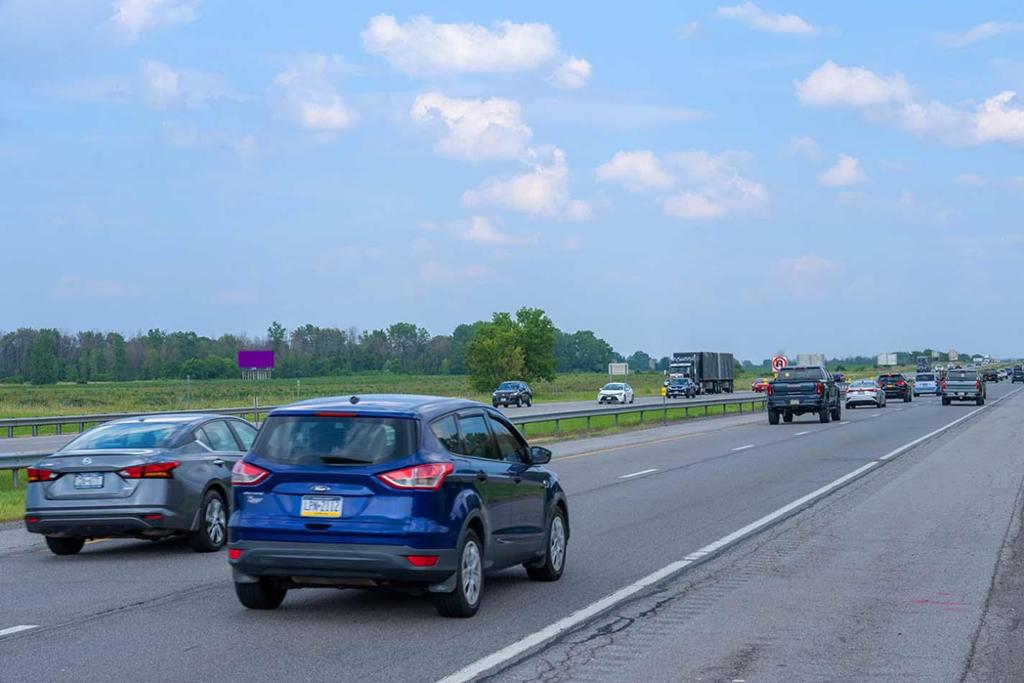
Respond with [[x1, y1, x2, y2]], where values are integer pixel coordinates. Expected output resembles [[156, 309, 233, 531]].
[[252, 415, 418, 465], [916, 374, 935, 381], [776, 368, 825, 381], [947, 370, 978, 381]]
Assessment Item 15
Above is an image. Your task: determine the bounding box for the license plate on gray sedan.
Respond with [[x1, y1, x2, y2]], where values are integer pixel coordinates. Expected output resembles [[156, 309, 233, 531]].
[[300, 495, 342, 518], [73, 473, 104, 489]]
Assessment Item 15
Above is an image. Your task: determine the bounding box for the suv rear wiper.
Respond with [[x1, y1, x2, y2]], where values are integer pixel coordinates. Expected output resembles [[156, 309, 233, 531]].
[[320, 456, 371, 465]]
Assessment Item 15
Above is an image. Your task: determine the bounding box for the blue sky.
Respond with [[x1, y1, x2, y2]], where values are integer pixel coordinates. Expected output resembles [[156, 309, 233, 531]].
[[2, 1, 1023, 360]]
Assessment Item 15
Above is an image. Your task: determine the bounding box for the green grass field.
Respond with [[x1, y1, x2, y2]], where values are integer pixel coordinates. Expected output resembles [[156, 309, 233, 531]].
[[0, 470, 23, 522]]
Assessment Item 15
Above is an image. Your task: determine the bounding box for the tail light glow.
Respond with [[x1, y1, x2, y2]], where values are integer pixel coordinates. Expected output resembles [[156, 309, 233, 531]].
[[232, 460, 270, 486], [766, 384, 773, 396], [379, 463, 454, 490], [118, 461, 179, 479], [406, 555, 439, 567], [24, 516, 40, 524], [228, 548, 243, 560], [27, 468, 60, 483], [815, 383, 823, 396]]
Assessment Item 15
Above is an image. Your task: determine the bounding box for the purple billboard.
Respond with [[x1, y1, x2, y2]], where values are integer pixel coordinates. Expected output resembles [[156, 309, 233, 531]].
[[237, 349, 275, 369]]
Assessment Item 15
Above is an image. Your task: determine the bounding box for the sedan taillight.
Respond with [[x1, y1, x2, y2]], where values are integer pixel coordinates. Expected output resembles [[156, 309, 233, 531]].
[[27, 467, 60, 483], [379, 463, 453, 490], [118, 461, 179, 479]]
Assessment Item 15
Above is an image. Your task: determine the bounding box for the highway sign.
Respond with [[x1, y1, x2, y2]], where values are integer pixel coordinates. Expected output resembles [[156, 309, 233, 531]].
[[771, 355, 789, 372]]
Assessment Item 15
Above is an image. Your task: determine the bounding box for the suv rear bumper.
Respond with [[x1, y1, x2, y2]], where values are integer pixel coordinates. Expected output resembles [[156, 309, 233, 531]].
[[229, 539, 458, 584], [24, 506, 189, 537]]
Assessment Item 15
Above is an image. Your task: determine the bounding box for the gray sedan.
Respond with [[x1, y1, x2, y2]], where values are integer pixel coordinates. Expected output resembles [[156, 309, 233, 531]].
[[845, 379, 886, 409], [24, 414, 257, 555]]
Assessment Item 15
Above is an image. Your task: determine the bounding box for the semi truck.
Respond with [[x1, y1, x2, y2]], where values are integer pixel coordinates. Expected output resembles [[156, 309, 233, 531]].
[[916, 356, 931, 373], [668, 351, 735, 394], [796, 353, 825, 367]]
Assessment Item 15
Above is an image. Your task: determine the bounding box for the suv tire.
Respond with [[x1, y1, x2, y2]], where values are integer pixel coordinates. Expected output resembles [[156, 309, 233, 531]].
[[235, 578, 287, 610], [526, 508, 567, 582], [768, 409, 780, 425], [433, 530, 484, 618], [45, 536, 85, 556], [819, 406, 831, 423]]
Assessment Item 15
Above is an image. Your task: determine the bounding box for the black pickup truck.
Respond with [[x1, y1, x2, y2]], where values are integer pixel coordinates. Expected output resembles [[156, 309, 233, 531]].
[[767, 366, 842, 424]]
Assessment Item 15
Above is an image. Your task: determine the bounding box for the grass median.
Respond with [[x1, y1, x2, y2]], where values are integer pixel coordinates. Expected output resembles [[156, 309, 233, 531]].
[[0, 470, 23, 522]]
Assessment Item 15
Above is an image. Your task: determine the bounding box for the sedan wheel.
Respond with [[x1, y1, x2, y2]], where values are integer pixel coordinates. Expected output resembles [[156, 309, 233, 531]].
[[189, 490, 228, 553]]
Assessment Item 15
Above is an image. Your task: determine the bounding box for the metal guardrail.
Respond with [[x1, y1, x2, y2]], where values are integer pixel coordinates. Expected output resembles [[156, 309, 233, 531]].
[[0, 396, 766, 487], [0, 405, 278, 439], [509, 395, 766, 437]]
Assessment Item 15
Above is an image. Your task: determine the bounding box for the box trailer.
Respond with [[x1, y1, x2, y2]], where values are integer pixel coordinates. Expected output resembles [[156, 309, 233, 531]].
[[668, 351, 735, 394]]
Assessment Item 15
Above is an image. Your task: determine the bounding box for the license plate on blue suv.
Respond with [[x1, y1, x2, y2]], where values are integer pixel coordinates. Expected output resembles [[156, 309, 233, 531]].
[[300, 496, 342, 518]]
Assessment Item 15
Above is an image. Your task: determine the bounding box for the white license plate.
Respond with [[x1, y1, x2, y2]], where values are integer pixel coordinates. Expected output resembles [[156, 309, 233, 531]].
[[790, 399, 800, 405], [300, 495, 342, 518], [73, 472, 104, 489]]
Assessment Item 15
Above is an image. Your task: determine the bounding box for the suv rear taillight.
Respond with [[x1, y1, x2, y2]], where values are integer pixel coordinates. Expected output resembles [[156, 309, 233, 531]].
[[118, 461, 179, 479], [976, 380, 983, 391], [379, 463, 453, 490], [940, 380, 947, 391], [766, 384, 773, 396], [815, 382, 823, 396], [27, 467, 60, 483], [232, 460, 270, 486]]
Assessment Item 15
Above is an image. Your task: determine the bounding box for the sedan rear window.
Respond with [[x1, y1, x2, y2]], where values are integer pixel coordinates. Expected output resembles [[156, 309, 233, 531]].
[[252, 415, 418, 465], [61, 422, 179, 451], [850, 380, 876, 388]]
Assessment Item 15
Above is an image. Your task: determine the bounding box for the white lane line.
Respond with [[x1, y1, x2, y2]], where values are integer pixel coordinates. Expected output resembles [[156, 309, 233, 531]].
[[893, 407, 904, 412], [839, 421, 850, 425], [0, 625, 38, 638], [619, 468, 659, 479], [732, 444, 755, 452], [870, 413, 881, 418], [437, 386, 1024, 683], [795, 431, 811, 436]]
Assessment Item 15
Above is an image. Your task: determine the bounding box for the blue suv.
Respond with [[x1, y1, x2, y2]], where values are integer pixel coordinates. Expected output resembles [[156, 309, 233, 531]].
[[228, 395, 569, 617]]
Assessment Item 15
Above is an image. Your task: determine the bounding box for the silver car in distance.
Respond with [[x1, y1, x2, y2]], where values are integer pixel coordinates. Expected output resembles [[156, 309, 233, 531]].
[[845, 379, 886, 409]]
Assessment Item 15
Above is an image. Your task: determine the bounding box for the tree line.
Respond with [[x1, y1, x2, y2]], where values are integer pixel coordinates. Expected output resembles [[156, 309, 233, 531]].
[[0, 309, 643, 385]]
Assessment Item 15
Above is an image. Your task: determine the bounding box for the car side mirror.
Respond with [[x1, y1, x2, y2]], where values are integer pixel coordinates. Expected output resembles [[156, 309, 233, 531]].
[[529, 446, 552, 465]]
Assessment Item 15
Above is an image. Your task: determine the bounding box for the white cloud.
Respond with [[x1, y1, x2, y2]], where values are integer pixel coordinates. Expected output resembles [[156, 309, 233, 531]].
[[410, 92, 532, 161], [716, 2, 819, 36], [795, 60, 910, 107], [669, 150, 767, 215], [596, 150, 674, 191], [954, 173, 986, 186], [47, 61, 232, 110], [975, 91, 1024, 143], [273, 54, 355, 134], [362, 14, 559, 75], [460, 216, 537, 246], [664, 193, 725, 220], [678, 21, 700, 39], [550, 56, 591, 89], [796, 61, 1024, 148], [818, 154, 867, 187], [111, 0, 197, 40], [938, 21, 1024, 48], [463, 147, 590, 220], [141, 60, 179, 108], [784, 135, 823, 159], [774, 255, 841, 298]]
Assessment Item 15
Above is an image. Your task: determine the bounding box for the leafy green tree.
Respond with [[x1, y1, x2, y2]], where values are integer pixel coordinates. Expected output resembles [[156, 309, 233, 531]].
[[466, 313, 526, 392], [267, 321, 287, 355], [29, 329, 59, 384], [627, 350, 652, 373], [516, 307, 556, 382]]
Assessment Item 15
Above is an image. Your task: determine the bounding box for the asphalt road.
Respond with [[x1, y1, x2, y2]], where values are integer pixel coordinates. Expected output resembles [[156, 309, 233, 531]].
[[0, 385, 1019, 682], [0, 391, 761, 456]]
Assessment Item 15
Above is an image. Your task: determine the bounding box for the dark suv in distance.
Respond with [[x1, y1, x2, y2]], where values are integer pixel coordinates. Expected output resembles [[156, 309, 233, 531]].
[[228, 395, 569, 618], [877, 373, 912, 402], [1013, 367, 1024, 384], [665, 377, 697, 399], [492, 381, 532, 408]]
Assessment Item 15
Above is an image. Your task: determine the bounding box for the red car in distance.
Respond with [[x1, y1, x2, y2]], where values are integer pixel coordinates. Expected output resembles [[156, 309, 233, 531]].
[[751, 378, 770, 392]]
